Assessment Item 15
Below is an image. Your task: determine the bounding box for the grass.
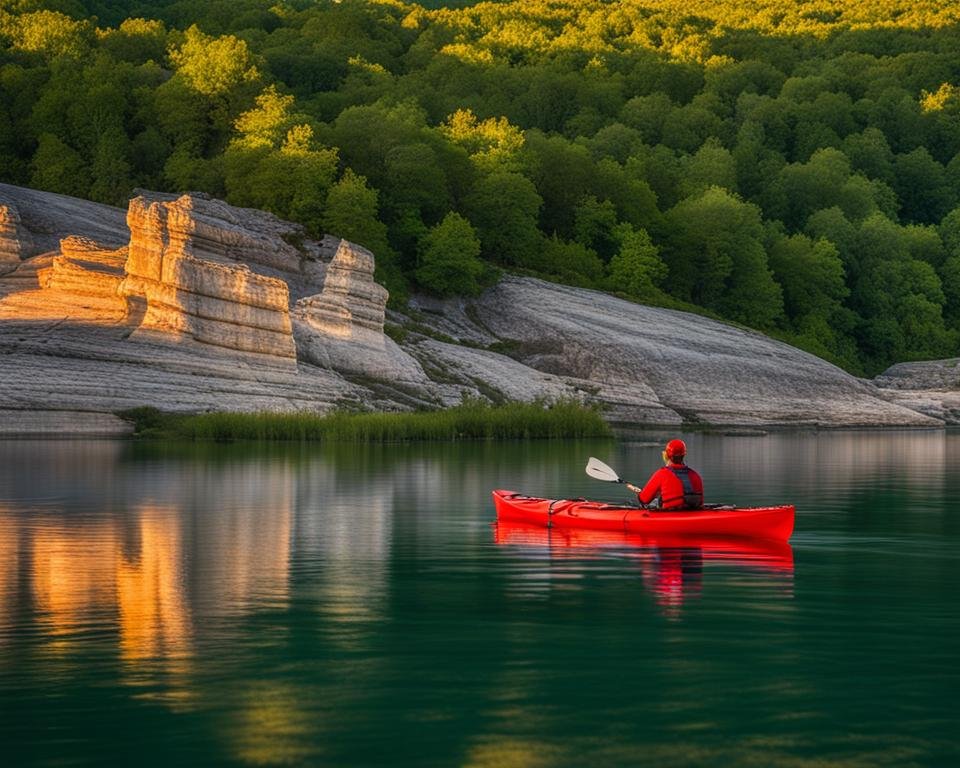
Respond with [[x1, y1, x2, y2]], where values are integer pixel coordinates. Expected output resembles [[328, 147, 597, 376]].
[[120, 400, 611, 442]]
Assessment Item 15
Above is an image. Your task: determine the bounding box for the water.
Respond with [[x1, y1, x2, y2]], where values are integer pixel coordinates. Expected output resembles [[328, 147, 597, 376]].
[[1, 431, 958, 766]]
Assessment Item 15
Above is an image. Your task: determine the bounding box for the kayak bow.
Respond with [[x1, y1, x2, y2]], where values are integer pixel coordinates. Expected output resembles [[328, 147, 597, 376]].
[[492, 489, 795, 541]]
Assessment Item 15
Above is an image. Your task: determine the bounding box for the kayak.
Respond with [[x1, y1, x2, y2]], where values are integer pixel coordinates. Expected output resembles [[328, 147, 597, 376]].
[[492, 489, 795, 541]]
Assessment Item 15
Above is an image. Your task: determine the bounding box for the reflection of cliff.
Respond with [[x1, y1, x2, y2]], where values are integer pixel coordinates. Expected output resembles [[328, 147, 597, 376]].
[[31, 524, 119, 646], [0, 507, 15, 646], [115, 508, 191, 677], [0, 450, 302, 707]]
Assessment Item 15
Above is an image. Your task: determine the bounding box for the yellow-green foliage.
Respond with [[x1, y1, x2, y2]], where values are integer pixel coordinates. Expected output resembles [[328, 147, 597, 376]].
[[3, 0, 960, 375]]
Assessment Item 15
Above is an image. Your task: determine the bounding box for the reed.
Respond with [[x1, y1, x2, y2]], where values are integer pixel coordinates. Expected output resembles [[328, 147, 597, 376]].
[[122, 400, 611, 442]]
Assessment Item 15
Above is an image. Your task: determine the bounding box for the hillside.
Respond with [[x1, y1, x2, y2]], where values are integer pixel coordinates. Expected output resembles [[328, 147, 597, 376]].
[[1, 0, 959, 380]]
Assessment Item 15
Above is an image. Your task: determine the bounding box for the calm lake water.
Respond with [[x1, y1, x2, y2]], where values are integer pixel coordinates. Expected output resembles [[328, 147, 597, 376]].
[[1, 431, 958, 767]]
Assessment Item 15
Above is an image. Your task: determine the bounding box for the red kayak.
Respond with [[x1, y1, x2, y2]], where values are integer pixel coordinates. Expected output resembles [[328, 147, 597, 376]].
[[492, 489, 795, 541]]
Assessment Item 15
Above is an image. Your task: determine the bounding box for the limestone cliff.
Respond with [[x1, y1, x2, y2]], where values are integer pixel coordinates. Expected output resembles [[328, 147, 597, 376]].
[[292, 240, 426, 382], [121, 194, 298, 359], [0, 183, 953, 434], [0, 184, 446, 431]]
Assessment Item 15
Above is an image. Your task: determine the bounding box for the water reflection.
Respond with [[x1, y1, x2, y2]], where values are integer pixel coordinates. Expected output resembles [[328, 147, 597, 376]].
[[493, 522, 794, 618], [115, 506, 192, 705], [0, 433, 957, 767]]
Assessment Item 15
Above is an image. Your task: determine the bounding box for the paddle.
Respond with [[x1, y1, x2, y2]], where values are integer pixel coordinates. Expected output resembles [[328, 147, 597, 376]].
[[585, 457, 643, 495]]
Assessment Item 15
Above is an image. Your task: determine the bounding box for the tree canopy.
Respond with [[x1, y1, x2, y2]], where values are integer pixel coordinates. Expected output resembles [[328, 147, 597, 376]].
[[2, 0, 960, 372]]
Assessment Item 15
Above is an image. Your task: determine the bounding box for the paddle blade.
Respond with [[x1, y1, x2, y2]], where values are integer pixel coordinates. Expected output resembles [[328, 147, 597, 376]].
[[586, 457, 621, 483]]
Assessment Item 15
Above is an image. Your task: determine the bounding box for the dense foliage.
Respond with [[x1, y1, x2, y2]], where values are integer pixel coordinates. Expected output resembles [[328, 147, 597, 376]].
[[2, 0, 960, 374]]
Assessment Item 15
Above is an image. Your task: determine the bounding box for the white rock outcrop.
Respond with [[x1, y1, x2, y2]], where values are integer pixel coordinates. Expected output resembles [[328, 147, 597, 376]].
[[292, 240, 427, 382], [119, 194, 298, 359], [0, 183, 954, 432], [408, 276, 941, 428], [0, 200, 29, 275]]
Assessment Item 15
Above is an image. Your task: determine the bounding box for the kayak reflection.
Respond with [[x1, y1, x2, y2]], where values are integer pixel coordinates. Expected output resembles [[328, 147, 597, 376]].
[[493, 521, 794, 618]]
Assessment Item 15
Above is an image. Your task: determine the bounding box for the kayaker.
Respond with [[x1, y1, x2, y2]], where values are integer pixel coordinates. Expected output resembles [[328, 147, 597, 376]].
[[625, 439, 704, 510]]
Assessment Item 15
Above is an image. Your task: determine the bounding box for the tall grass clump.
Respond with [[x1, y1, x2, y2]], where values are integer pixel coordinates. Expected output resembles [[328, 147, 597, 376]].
[[121, 400, 611, 442]]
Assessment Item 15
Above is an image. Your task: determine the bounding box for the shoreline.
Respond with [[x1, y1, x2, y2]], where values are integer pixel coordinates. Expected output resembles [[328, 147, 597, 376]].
[[0, 406, 951, 441]]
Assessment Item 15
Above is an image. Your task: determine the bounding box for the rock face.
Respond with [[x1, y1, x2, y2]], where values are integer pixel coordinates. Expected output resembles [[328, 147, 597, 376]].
[[406, 277, 942, 428], [0, 183, 954, 433], [874, 359, 960, 424], [121, 194, 298, 359], [0, 184, 445, 433], [293, 240, 427, 382], [0, 200, 29, 275]]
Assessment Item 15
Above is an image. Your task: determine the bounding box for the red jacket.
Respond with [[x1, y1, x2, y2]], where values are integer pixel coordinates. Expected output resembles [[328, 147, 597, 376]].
[[638, 463, 704, 510]]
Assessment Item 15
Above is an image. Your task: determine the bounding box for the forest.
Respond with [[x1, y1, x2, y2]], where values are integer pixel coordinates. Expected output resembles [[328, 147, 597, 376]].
[[2, 0, 960, 375]]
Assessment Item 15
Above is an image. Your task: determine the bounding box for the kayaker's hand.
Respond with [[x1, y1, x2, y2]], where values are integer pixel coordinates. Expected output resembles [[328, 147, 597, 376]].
[[625, 482, 641, 494]]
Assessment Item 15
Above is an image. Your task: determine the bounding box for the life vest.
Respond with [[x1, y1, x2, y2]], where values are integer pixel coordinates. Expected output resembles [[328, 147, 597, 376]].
[[661, 466, 703, 509]]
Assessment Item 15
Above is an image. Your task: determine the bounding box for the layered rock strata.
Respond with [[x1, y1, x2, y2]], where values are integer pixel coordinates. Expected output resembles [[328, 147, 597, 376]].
[[874, 359, 960, 424], [120, 195, 298, 359], [293, 240, 427, 382], [0, 200, 29, 275], [405, 277, 941, 428]]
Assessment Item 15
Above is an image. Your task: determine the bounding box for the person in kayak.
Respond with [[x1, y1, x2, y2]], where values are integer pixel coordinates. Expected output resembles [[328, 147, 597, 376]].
[[625, 439, 704, 510]]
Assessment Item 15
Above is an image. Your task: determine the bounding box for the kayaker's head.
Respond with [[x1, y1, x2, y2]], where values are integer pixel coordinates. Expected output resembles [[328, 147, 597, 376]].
[[662, 439, 686, 465]]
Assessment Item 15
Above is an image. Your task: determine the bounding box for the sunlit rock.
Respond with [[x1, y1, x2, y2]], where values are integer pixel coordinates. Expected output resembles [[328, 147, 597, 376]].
[[121, 194, 298, 359], [0, 200, 30, 275], [293, 239, 427, 382]]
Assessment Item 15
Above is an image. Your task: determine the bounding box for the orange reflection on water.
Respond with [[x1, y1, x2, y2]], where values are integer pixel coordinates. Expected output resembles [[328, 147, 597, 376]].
[[31, 522, 119, 647], [0, 506, 18, 646], [115, 506, 192, 703]]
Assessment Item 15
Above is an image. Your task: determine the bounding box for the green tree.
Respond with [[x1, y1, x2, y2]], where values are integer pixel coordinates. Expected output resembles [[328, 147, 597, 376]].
[[88, 128, 132, 205], [530, 235, 603, 286], [10, 10, 92, 59], [573, 196, 618, 262], [415, 212, 485, 297], [462, 170, 543, 266], [607, 224, 667, 300], [768, 233, 848, 324], [664, 187, 784, 327], [892, 147, 956, 225], [168, 25, 260, 98], [679, 137, 738, 197], [29, 133, 89, 196]]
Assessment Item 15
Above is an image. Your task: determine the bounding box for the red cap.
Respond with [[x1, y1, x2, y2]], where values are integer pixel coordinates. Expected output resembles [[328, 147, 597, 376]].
[[665, 439, 686, 460]]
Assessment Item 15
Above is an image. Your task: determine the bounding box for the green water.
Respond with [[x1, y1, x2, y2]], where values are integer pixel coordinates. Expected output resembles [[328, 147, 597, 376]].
[[1, 431, 958, 766]]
